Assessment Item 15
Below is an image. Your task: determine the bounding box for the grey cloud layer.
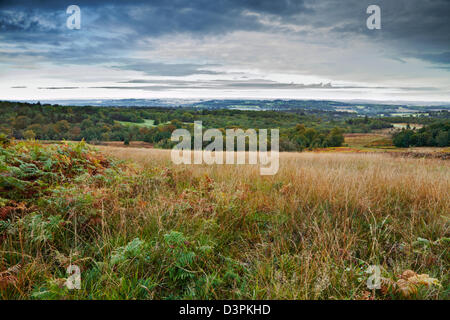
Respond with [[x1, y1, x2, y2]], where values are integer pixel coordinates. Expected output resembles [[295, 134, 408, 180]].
[[1, 1, 449, 66], [34, 78, 439, 92], [0, 0, 449, 96], [0, 0, 308, 72]]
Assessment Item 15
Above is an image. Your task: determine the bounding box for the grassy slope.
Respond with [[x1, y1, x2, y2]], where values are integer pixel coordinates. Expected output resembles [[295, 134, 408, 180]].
[[1, 141, 448, 299], [343, 132, 450, 154]]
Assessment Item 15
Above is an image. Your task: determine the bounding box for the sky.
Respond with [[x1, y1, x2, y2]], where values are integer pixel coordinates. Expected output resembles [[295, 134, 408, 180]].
[[0, 0, 449, 103]]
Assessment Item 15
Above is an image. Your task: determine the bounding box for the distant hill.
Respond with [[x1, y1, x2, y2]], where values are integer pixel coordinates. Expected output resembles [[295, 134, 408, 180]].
[[7, 99, 450, 117]]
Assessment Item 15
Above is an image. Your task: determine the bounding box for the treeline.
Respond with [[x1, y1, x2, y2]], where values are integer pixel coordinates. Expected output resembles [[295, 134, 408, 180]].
[[0, 101, 348, 151], [280, 124, 344, 151], [345, 116, 393, 133], [382, 111, 450, 125], [392, 121, 450, 147], [0, 101, 193, 144]]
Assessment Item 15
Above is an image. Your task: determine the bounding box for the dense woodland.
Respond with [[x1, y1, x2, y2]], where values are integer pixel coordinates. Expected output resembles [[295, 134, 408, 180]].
[[393, 122, 450, 147], [0, 101, 449, 150]]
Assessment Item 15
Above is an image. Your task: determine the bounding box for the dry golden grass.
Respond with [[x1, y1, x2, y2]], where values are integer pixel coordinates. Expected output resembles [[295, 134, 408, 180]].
[[99, 146, 450, 229], [2, 142, 447, 299], [97, 145, 450, 226], [94, 145, 449, 299]]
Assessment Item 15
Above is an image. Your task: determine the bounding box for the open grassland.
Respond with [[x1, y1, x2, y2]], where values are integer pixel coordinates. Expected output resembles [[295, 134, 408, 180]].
[[1, 141, 449, 300], [344, 133, 394, 150], [343, 133, 450, 155]]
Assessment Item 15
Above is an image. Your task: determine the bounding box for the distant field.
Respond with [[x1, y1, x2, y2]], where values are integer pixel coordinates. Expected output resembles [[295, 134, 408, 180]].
[[344, 133, 392, 146], [101, 141, 154, 148], [116, 119, 156, 127], [343, 132, 449, 154], [392, 123, 424, 129], [343, 133, 396, 152]]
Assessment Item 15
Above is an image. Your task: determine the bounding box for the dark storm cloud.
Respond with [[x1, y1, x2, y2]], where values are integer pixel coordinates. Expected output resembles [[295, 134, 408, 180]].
[[0, 0, 308, 15], [0, 0, 449, 76], [0, 0, 310, 74], [0, 11, 46, 32], [315, 0, 450, 66], [0, 0, 308, 35]]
